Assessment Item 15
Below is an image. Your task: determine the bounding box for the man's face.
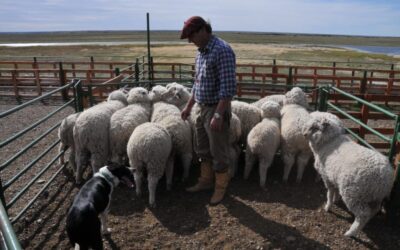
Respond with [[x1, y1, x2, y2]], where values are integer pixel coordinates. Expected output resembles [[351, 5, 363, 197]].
[[187, 27, 208, 48]]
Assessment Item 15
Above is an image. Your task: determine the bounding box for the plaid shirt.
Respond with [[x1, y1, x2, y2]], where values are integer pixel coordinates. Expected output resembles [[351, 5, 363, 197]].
[[192, 35, 236, 104]]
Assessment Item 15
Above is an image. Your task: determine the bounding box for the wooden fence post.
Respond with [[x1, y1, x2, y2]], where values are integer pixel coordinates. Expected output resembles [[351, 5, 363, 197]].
[[360, 71, 367, 95], [90, 56, 95, 79], [59, 62, 68, 101], [286, 67, 293, 86], [11, 70, 20, 102], [135, 58, 139, 82], [332, 62, 336, 85], [272, 59, 277, 83]]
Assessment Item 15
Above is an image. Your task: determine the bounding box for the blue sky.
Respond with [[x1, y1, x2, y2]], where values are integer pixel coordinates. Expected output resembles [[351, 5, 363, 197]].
[[1, 0, 399, 36]]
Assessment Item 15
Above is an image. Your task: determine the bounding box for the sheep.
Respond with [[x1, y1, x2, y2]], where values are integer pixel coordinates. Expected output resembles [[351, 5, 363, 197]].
[[303, 113, 395, 237], [244, 101, 281, 188], [231, 100, 262, 144], [227, 112, 242, 178], [58, 112, 81, 170], [109, 87, 151, 165], [127, 122, 173, 207], [150, 97, 193, 182], [164, 82, 192, 111], [280, 87, 312, 183], [161, 83, 242, 177], [73, 90, 127, 184], [251, 94, 285, 108]]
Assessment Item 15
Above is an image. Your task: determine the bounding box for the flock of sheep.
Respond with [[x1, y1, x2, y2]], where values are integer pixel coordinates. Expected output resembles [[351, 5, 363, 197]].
[[58, 83, 395, 238]]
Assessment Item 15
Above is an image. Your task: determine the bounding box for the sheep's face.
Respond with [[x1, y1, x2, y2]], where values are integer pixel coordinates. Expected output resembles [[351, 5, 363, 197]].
[[261, 101, 281, 119], [149, 85, 168, 102], [165, 84, 189, 106], [303, 117, 343, 145], [127, 87, 150, 104]]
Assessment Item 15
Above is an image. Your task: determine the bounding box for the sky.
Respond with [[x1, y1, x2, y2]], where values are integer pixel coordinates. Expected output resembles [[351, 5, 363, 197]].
[[1, 0, 399, 37]]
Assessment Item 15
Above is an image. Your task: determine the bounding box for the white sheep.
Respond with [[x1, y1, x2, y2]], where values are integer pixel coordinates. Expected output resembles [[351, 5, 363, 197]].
[[150, 98, 193, 182], [244, 101, 281, 188], [251, 94, 285, 108], [231, 100, 262, 144], [280, 87, 312, 183], [109, 87, 151, 164], [127, 122, 173, 207], [58, 112, 80, 170], [303, 113, 394, 237], [73, 90, 127, 184]]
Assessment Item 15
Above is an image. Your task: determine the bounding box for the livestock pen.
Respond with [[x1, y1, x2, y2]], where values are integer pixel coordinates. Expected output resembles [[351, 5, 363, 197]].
[[1, 56, 400, 249]]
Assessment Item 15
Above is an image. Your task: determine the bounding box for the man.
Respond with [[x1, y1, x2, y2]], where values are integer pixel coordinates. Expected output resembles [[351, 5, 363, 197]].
[[180, 16, 237, 205]]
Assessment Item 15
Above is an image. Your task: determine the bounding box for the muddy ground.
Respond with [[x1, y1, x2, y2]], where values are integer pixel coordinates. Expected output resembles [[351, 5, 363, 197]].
[[1, 102, 400, 250]]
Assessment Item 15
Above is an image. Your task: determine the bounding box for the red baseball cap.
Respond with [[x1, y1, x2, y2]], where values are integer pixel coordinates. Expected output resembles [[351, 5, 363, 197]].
[[180, 16, 207, 39]]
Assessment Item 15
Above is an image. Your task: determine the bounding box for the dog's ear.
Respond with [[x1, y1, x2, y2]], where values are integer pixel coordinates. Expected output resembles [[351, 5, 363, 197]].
[[107, 162, 120, 171]]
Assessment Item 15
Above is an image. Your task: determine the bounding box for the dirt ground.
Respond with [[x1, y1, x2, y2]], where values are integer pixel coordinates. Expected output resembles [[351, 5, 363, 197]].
[[1, 102, 400, 250]]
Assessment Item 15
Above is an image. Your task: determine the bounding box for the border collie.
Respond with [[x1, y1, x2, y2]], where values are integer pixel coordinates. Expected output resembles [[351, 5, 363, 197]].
[[66, 164, 134, 250]]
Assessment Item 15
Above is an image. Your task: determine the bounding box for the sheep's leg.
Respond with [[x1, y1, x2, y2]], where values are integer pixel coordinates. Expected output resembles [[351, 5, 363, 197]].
[[68, 146, 76, 171], [344, 201, 380, 237], [180, 153, 192, 182], [134, 168, 143, 197], [75, 149, 87, 184], [148, 175, 160, 208], [295, 152, 311, 183], [345, 215, 369, 237], [59, 143, 67, 165], [282, 153, 295, 183], [324, 188, 335, 212], [91, 152, 107, 174], [259, 157, 273, 188], [165, 157, 174, 191], [333, 188, 340, 203], [244, 150, 255, 180]]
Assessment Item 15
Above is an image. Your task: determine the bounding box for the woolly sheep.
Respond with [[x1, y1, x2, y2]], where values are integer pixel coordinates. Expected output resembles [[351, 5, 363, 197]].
[[303, 113, 394, 237], [58, 112, 80, 170], [231, 100, 262, 144], [109, 87, 151, 164], [244, 101, 281, 188], [251, 94, 285, 108], [127, 122, 173, 207], [283, 87, 309, 109], [73, 90, 127, 184], [280, 87, 312, 183], [151, 100, 193, 181]]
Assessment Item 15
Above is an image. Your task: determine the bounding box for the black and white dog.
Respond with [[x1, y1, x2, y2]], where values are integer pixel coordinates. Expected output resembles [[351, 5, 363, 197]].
[[66, 164, 134, 250]]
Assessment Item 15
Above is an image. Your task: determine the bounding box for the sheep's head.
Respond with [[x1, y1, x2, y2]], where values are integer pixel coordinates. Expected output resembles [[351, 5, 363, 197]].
[[283, 87, 309, 108], [127, 87, 150, 104], [108, 90, 128, 106], [163, 83, 190, 106], [260, 101, 281, 119], [149, 85, 168, 102], [303, 114, 344, 146]]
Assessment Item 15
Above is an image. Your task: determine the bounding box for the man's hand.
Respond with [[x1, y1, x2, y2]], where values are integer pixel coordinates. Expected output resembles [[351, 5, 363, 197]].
[[181, 106, 191, 121], [210, 117, 223, 131]]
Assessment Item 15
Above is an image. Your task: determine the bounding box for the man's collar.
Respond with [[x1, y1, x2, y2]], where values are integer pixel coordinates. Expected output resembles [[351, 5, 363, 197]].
[[198, 35, 216, 54]]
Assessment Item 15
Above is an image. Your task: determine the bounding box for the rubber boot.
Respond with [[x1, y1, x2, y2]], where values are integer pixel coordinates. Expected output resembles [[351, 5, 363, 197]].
[[210, 171, 230, 205], [186, 161, 214, 192]]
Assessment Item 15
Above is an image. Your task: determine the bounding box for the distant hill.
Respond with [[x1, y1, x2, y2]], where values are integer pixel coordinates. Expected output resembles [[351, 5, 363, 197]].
[[0, 30, 399, 46]]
